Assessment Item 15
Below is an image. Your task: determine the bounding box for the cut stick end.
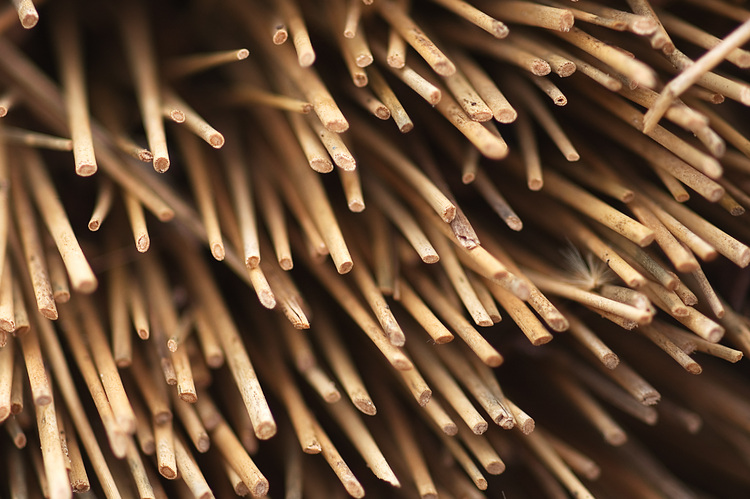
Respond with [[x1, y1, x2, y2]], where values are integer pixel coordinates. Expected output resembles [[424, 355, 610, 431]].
[[487, 461, 506, 475], [324, 119, 349, 133], [491, 21, 509, 39], [686, 362, 703, 375], [484, 353, 504, 367], [246, 255, 260, 269], [602, 353, 620, 370], [310, 158, 334, 173], [76, 163, 97, 177], [348, 199, 365, 212], [279, 257, 293, 271], [179, 391, 198, 404], [255, 421, 277, 440], [154, 156, 170, 173], [399, 122, 414, 133], [20, 13, 39, 30], [336, 260, 354, 274], [88, 220, 100, 231], [252, 480, 270, 498], [354, 398, 377, 416], [298, 52, 316, 68], [160, 467, 178, 480], [40, 306, 59, 320], [0, 107, 7, 117], [211, 243, 225, 261], [136, 235, 150, 253], [528, 178, 543, 191], [209, 134, 225, 148], [434, 60, 456, 77], [237, 48, 250, 60], [138, 150, 154, 162], [557, 62, 576, 78], [356, 55, 374, 68]]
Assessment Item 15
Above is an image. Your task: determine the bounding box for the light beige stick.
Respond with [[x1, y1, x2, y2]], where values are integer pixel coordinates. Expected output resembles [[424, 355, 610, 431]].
[[166, 48, 249, 79], [36, 397, 72, 499], [0, 260, 14, 332], [287, 110, 333, 173], [212, 419, 269, 496], [163, 89, 224, 148], [367, 65, 414, 133], [372, 42, 442, 105], [0, 335, 12, 421], [305, 114, 356, 170], [174, 435, 214, 498], [644, 18, 750, 132], [178, 238, 276, 438], [87, 179, 115, 232], [22, 148, 97, 293], [553, 26, 657, 88], [506, 75, 578, 161], [117, 2, 170, 171], [154, 419, 177, 480], [491, 1, 574, 31], [226, 86, 312, 114], [365, 174, 439, 263], [377, 0, 456, 75], [278, 0, 315, 66], [11, 167, 57, 319], [431, 0, 508, 37], [424, 224, 493, 327], [52, 5, 96, 176], [348, 86, 391, 120], [77, 295, 138, 434], [326, 399, 400, 485], [176, 129, 225, 261]]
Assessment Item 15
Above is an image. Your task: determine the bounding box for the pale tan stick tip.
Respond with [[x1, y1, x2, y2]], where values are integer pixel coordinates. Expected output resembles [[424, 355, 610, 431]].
[[686, 363, 702, 375], [259, 291, 276, 309], [246, 256, 260, 269], [602, 353, 620, 370], [507, 216, 523, 231], [393, 357, 413, 371], [528, 178, 543, 191], [77, 163, 97, 177], [435, 60, 457, 77], [486, 354, 503, 367], [337, 261, 354, 274], [139, 150, 154, 162], [253, 481, 270, 497], [170, 110, 186, 123], [558, 62, 576, 77], [20, 14, 38, 29], [473, 423, 488, 437], [77, 279, 99, 294], [484, 143, 510, 160], [154, 157, 170, 173], [356, 55, 374, 67], [399, 122, 414, 133], [137, 328, 149, 340], [209, 134, 225, 148], [310, 159, 334, 173], [532, 61, 551, 76], [606, 431, 627, 446], [349, 200, 365, 212], [0, 107, 7, 117], [179, 392, 198, 404], [0, 319, 14, 332], [442, 205, 457, 223], [565, 152, 580, 161], [255, 422, 277, 440], [88, 220, 100, 231], [279, 258, 293, 270], [157, 208, 175, 222], [496, 109, 517, 123], [41, 307, 59, 320], [210, 244, 225, 261], [421, 253, 439, 264], [326, 120, 350, 133], [531, 335, 553, 346], [299, 53, 316, 68], [487, 461, 506, 475], [160, 467, 178, 480], [136, 235, 150, 253], [237, 49, 250, 60], [355, 399, 377, 415]]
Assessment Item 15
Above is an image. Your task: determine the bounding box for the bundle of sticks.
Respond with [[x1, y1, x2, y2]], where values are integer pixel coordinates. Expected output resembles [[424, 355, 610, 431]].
[[2, 0, 750, 497]]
